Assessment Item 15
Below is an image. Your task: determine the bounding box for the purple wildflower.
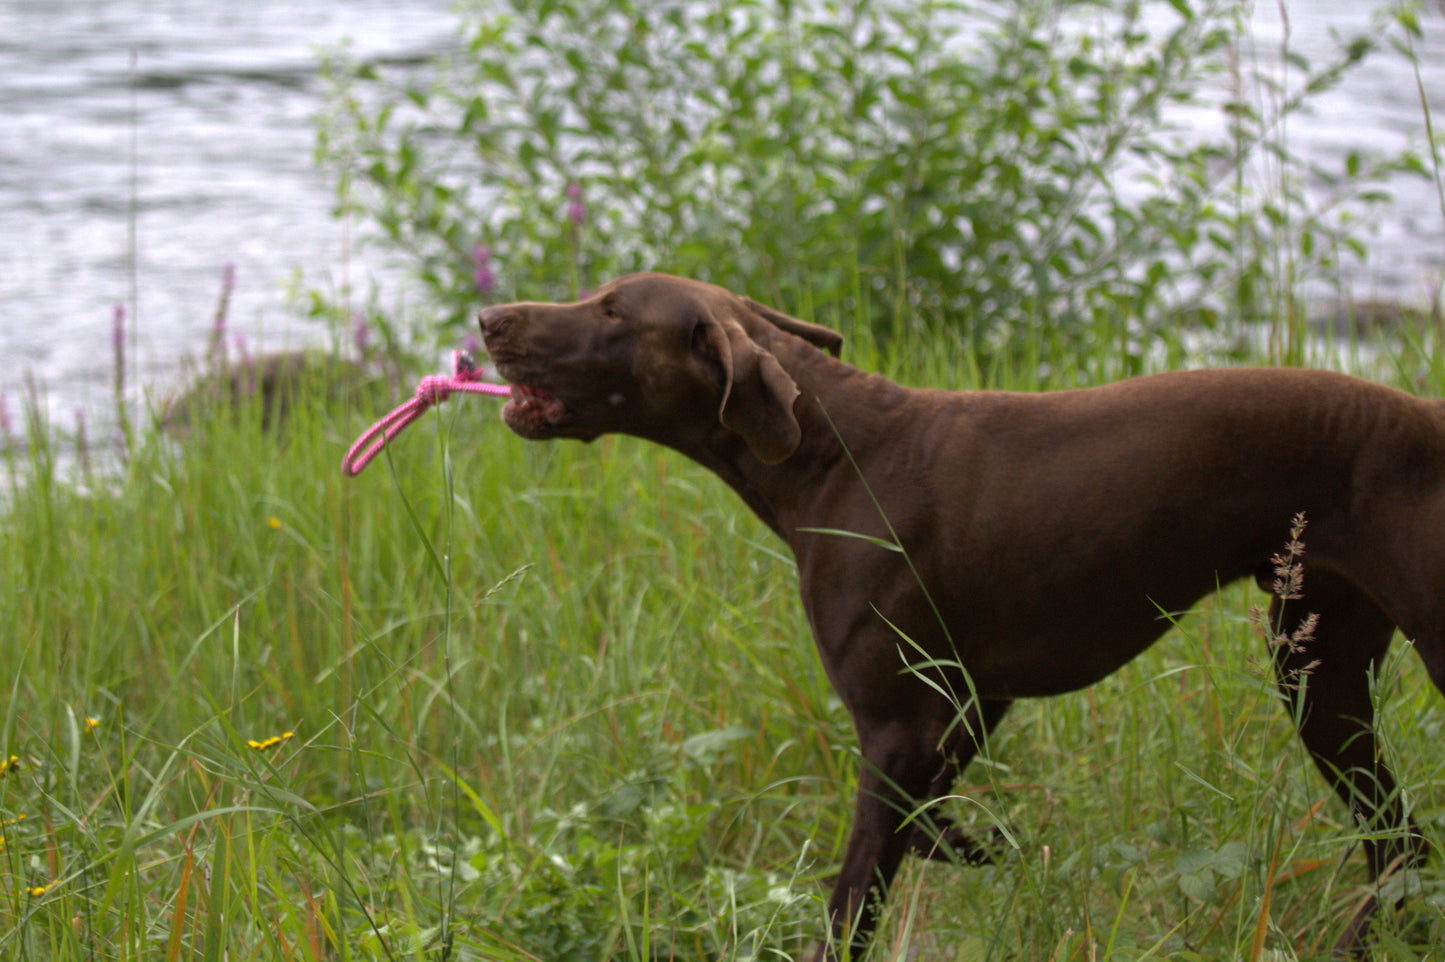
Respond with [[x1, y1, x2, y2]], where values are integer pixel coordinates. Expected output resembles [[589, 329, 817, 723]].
[[566, 182, 586, 227], [353, 312, 372, 359], [112, 304, 125, 351], [472, 245, 495, 294], [463, 332, 482, 356], [112, 303, 126, 405]]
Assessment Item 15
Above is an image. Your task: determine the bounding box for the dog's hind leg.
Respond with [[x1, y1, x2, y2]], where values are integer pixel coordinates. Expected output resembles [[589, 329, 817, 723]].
[[905, 697, 1013, 864], [1266, 567, 1423, 958]]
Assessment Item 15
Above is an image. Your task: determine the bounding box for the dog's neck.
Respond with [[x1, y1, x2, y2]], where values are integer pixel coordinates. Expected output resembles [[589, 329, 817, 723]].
[[682, 331, 918, 540]]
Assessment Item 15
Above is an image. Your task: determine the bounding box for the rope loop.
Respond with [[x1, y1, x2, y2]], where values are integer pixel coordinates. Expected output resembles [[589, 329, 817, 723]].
[[342, 352, 511, 477]]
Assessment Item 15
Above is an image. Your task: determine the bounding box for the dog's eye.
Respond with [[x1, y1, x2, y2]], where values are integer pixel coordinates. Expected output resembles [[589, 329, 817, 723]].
[[600, 299, 622, 321]]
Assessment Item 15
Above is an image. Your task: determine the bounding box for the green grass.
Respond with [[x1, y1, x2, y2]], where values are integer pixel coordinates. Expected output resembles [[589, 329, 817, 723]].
[[2, 333, 1443, 961]]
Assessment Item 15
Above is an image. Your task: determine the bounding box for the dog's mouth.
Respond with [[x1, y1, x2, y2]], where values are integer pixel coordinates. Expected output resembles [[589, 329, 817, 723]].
[[500, 381, 570, 438]]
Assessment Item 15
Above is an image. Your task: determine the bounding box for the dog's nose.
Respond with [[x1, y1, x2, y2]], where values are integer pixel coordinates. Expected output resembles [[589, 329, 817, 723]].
[[477, 305, 516, 338]]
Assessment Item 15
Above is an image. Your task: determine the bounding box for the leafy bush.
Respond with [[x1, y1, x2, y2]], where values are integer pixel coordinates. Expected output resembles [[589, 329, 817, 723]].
[[317, 0, 1423, 366]]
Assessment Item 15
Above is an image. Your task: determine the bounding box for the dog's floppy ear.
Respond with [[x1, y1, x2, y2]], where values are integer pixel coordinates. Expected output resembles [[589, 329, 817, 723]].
[[743, 297, 844, 357], [698, 309, 802, 464]]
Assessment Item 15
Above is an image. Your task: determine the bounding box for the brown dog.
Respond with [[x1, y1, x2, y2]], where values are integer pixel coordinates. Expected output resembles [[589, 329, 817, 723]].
[[478, 272, 1443, 959]]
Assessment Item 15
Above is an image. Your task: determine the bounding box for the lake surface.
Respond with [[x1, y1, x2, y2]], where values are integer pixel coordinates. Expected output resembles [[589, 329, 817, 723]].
[[0, 0, 459, 438], [1, 1, 1442, 441]]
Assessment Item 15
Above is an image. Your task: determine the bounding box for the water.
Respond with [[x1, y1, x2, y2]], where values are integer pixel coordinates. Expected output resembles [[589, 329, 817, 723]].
[[1231, 0, 1445, 302], [0, 1, 1442, 441], [0, 0, 459, 437]]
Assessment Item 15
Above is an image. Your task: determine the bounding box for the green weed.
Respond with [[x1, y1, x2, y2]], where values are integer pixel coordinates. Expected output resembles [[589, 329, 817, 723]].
[[3, 319, 1444, 959]]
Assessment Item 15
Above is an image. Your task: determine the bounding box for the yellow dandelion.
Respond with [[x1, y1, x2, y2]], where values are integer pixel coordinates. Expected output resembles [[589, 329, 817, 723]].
[[266, 516, 282, 530], [27, 883, 51, 898], [84, 717, 100, 733], [1, 755, 19, 776], [247, 731, 294, 752]]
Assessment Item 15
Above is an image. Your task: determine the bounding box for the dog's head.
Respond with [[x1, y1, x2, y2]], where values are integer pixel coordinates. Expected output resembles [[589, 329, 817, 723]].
[[478, 273, 841, 463]]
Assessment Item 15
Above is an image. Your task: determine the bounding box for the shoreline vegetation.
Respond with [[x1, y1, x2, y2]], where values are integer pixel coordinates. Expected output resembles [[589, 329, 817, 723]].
[[6, 0, 1445, 958]]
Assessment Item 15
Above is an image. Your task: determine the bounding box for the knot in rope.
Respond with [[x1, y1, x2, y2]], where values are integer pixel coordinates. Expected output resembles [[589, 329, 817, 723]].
[[415, 374, 453, 406]]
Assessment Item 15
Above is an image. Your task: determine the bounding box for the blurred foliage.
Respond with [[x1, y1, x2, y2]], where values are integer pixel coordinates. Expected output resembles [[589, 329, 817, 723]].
[[316, 0, 1429, 368]]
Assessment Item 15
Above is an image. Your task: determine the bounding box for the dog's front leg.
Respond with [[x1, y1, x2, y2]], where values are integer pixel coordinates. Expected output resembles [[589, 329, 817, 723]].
[[905, 696, 1012, 864], [811, 722, 944, 962]]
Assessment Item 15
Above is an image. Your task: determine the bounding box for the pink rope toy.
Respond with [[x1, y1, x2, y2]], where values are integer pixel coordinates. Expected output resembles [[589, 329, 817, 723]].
[[342, 350, 510, 477]]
